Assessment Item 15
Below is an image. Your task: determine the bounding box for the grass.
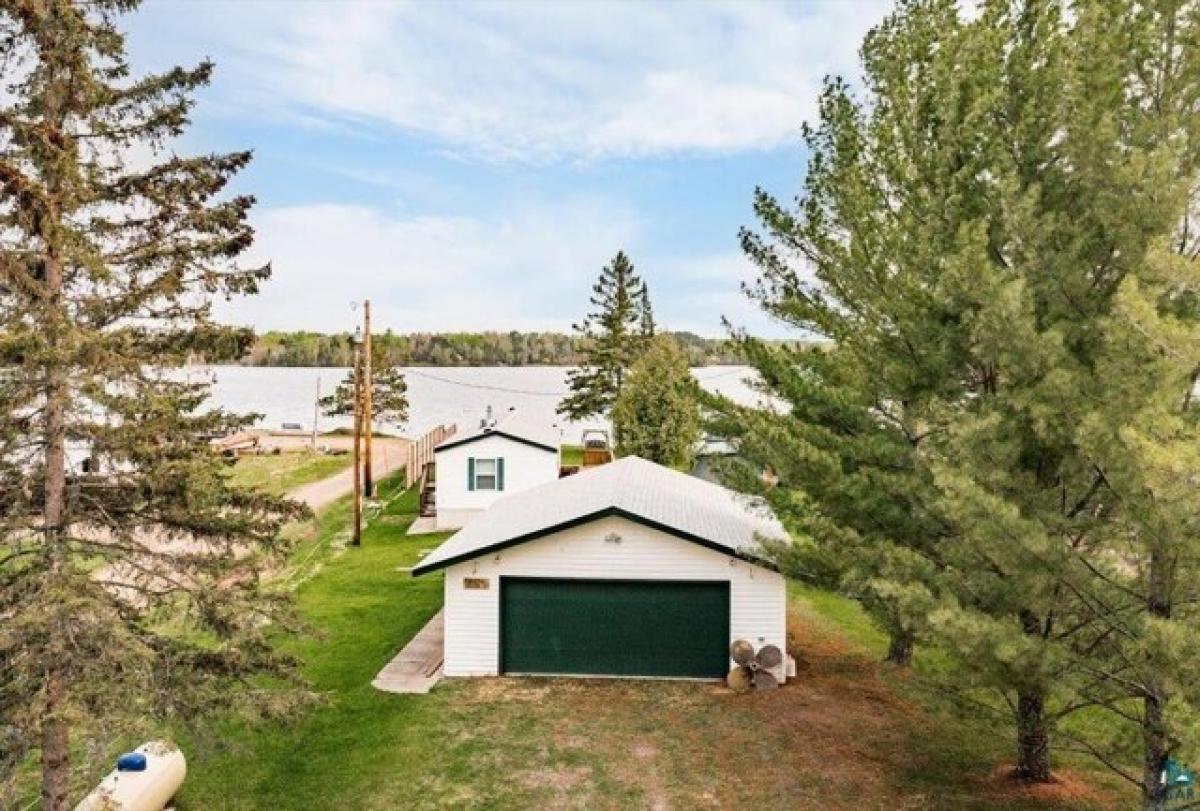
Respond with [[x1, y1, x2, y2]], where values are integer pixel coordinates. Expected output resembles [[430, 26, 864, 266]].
[[788, 581, 890, 652], [168, 483, 1127, 811], [174, 480, 450, 809], [561, 443, 584, 467], [226, 452, 351, 496]]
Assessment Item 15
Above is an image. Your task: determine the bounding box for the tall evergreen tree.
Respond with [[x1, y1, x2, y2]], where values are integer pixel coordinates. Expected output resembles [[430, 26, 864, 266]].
[[712, 0, 1200, 795], [1077, 232, 1200, 809], [611, 335, 699, 469], [558, 251, 651, 420], [0, 3, 304, 807], [320, 344, 410, 429], [639, 283, 655, 339]]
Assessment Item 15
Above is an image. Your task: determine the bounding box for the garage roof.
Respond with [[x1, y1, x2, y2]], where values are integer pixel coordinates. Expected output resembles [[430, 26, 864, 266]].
[[435, 409, 561, 454], [412, 455, 786, 575]]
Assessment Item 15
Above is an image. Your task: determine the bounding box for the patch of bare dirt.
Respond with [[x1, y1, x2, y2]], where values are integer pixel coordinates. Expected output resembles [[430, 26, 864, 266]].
[[631, 741, 658, 760], [517, 765, 592, 791], [971, 765, 1113, 807], [613, 738, 668, 811], [460, 676, 552, 704]]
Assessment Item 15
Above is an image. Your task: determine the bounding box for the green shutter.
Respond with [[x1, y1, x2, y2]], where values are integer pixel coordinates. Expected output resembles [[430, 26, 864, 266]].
[[497, 458, 505, 491], [467, 457, 475, 491]]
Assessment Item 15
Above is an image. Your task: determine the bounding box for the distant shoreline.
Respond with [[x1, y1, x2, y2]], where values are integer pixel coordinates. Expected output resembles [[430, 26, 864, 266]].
[[226, 360, 749, 369], [221, 329, 818, 369]]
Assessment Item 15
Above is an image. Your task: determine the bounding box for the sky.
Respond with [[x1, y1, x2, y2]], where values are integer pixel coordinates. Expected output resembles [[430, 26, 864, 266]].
[[124, 1, 892, 338]]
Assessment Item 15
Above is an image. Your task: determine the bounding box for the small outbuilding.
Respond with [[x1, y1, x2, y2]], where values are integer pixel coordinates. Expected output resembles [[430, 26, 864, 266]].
[[412, 456, 788, 681], [432, 408, 561, 530]]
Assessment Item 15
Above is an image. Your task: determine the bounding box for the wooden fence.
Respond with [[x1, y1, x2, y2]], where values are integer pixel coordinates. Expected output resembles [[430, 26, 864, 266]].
[[405, 423, 456, 488]]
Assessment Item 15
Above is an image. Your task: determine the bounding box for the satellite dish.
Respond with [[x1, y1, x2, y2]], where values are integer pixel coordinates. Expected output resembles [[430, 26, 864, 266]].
[[726, 640, 783, 693]]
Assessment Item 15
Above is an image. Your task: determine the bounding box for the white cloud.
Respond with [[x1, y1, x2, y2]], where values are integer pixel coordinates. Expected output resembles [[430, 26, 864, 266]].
[[217, 197, 641, 333], [186, 0, 890, 162], [215, 201, 804, 338]]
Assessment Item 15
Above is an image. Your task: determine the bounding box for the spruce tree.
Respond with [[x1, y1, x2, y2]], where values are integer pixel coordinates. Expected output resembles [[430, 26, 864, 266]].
[[0, 2, 304, 807], [713, 0, 1200, 794], [558, 251, 651, 420], [639, 283, 655, 339], [320, 346, 410, 429], [611, 335, 699, 469]]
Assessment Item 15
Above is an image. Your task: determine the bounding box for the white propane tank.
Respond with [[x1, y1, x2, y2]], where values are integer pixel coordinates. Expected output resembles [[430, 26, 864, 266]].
[[75, 741, 186, 811]]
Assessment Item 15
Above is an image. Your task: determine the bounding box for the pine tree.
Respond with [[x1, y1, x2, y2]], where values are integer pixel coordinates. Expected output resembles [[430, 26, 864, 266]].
[[704, 337, 941, 667], [320, 344, 410, 429], [611, 335, 699, 469], [639, 283, 655, 339], [713, 0, 1200, 793], [1078, 234, 1200, 809], [558, 251, 651, 420], [0, 3, 305, 807], [913, 5, 1200, 803]]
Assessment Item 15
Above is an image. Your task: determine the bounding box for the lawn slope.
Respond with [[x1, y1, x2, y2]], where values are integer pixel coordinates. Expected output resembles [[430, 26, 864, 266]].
[[225, 452, 351, 496]]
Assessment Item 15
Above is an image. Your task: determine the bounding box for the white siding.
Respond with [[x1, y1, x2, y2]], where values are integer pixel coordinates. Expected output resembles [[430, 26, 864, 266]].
[[435, 435, 559, 529], [442, 515, 786, 679]]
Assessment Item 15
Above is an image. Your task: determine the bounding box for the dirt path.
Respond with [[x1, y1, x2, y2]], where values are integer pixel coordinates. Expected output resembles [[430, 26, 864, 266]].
[[288, 437, 411, 510]]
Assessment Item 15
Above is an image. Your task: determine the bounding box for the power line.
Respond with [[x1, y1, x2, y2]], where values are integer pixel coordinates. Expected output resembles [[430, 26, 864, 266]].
[[402, 365, 750, 396], [403, 368, 568, 397]]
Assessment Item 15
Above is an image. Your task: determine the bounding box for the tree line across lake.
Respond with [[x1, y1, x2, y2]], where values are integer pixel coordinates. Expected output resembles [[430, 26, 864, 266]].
[[236, 328, 785, 367]]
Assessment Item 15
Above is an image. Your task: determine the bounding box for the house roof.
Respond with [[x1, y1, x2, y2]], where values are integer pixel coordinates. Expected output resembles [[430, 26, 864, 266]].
[[411, 455, 786, 575], [435, 409, 561, 454]]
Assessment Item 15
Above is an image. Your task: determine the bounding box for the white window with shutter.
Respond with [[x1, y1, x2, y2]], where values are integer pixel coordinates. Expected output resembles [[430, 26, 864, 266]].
[[474, 458, 498, 491]]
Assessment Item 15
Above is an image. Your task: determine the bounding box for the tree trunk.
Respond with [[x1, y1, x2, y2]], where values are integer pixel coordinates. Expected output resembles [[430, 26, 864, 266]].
[[1142, 550, 1172, 811], [1142, 689, 1169, 811], [885, 629, 914, 666], [41, 245, 71, 808], [40, 665, 70, 811], [40, 409, 71, 810], [1014, 689, 1052, 782]]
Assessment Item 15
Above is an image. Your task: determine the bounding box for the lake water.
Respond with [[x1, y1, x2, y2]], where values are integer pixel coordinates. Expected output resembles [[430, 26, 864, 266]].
[[200, 365, 764, 441]]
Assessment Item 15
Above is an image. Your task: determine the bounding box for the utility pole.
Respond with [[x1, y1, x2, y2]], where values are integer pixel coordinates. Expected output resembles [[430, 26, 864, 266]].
[[311, 375, 321, 451], [351, 330, 363, 547], [363, 299, 374, 498]]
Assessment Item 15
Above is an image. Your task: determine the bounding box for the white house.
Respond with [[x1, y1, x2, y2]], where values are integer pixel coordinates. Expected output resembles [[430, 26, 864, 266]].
[[432, 408, 561, 530], [412, 456, 789, 681]]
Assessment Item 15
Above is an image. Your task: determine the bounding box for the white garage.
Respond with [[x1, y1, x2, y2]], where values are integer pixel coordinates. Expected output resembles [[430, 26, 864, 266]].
[[412, 456, 789, 681]]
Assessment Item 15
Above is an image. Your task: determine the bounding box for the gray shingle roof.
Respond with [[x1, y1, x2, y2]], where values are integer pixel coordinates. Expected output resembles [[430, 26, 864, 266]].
[[435, 409, 561, 453], [412, 456, 786, 575]]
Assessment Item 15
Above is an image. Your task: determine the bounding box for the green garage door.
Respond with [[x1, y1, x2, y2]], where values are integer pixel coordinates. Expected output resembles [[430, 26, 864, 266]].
[[500, 578, 730, 678]]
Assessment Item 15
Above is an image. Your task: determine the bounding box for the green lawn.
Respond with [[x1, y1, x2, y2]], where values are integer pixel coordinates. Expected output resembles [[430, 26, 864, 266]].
[[561, 443, 584, 467], [175, 480, 452, 809], [226, 452, 351, 496], [168, 481, 1126, 811]]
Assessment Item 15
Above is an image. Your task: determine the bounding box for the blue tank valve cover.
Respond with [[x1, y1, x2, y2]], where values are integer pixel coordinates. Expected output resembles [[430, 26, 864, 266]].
[[116, 752, 148, 772]]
